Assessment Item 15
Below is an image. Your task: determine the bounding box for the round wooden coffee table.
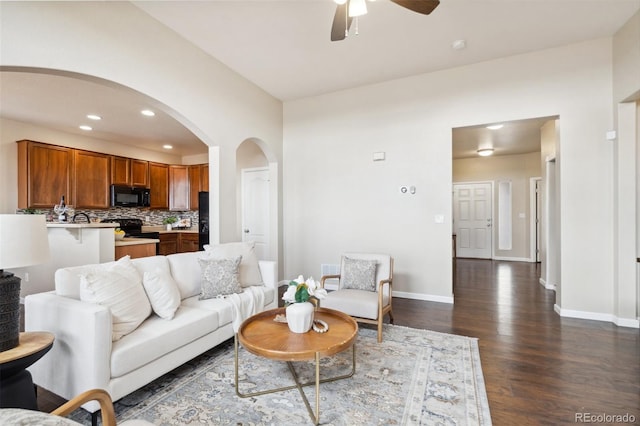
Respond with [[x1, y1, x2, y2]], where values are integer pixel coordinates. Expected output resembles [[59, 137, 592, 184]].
[[235, 307, 358, 425]]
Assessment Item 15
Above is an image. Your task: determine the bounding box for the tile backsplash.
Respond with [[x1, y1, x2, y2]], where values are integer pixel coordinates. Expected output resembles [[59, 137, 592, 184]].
[[17, 206, 199, 227]]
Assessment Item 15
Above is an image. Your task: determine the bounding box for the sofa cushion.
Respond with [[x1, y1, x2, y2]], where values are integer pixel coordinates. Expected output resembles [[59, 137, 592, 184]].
[[198, 256, 243, 299], [203, 241, 263, 287], [110, 306, 218, 378], [142, 270, 181, 320], [166, 252, 205, 299], [79, 256, 152, 341]]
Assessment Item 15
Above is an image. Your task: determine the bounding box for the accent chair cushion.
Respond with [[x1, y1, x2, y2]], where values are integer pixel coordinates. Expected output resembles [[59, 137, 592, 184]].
[[203, 241, 263, 287], [79, 256, 152, 341], [198, 256, 243, 299], [142, 270, 181, 320], [341, 257, 378, 291]]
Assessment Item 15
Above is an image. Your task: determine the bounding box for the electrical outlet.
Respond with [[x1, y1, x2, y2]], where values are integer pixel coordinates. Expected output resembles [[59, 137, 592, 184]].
[[24, 272, 29, 282]]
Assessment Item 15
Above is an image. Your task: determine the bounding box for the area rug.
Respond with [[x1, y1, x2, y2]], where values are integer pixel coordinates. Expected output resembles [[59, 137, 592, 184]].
[[71, 325, 491, 425]]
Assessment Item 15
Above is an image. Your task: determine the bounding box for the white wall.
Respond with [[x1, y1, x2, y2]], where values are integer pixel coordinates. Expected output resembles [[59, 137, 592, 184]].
[[284, 39, 619, 314], [0, 1, 283, 246]]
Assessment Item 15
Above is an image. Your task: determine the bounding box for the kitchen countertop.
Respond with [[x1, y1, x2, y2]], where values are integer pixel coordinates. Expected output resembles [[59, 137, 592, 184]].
[[142, 225, 198, 234], [47, 222, 119, 228], [114, 237, 160, 247]]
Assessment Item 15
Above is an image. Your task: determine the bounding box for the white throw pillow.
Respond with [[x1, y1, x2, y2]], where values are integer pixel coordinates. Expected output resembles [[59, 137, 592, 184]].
[[80, 256, 152, 341], [142, 270, 181, 320], [198, 256, 243, 299], [203, 241, 263, 287]]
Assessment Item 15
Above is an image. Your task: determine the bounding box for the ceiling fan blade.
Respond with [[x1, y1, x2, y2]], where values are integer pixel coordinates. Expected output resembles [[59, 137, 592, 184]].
[[390, 0, 440, 15], [330, 2, 353, 41]]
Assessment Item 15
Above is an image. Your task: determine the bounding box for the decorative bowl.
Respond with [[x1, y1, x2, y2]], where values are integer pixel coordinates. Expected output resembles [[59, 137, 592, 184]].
[[114, 233, 125, 240]]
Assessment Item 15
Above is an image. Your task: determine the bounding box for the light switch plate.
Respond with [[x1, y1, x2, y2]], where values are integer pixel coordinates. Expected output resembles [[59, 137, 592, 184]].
[[434, 214, 445, 224]]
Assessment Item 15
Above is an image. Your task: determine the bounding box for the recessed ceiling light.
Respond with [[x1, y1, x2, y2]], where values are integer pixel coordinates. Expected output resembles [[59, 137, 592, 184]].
[[86, 114, 102, 121], [452, 39, 466, 50], [141, 109, 155, 117], [486, 124, 503, 130], [477, 148, 494, 157], [163, 144, 173, 150], [79, 125, 92, 131]]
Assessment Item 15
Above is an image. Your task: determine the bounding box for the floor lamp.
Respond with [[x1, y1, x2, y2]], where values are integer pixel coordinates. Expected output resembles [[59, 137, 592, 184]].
[[0, 214, 50, 352]]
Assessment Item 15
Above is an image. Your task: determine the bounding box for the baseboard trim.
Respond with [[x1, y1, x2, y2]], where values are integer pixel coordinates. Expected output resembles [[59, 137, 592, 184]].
[[538, 278, 556, 291], [492, 256, 531, 262], [554, 304, 640, 328], [393, 291, 454, 304]]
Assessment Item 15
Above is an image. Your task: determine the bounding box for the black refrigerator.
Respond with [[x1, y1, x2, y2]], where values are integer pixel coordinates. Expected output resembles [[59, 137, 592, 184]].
[[198, 191, 209, 251]]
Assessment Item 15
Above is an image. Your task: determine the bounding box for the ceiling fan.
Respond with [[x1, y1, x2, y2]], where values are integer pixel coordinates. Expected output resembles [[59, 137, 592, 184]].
[[331, 0, 440, 41]]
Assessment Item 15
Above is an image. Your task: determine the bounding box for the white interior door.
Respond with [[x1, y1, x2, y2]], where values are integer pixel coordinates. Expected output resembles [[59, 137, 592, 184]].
[[241, 168, 269, 260], [453, 182, 493, 259]]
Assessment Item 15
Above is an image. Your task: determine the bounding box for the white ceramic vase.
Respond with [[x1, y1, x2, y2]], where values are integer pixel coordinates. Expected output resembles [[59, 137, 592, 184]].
[[286, 301, 314, 333]]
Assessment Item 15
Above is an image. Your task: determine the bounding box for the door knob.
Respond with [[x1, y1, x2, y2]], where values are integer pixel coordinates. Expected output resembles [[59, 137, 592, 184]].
[[244, 229, 250, 233]]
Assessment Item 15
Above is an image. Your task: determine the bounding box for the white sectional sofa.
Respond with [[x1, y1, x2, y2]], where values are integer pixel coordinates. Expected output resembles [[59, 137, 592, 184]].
[[25, 246, 278, 416]]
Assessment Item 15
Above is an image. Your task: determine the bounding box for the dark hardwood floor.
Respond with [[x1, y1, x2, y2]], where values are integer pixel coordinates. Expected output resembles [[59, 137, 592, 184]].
[[32, 258, 639, 424]]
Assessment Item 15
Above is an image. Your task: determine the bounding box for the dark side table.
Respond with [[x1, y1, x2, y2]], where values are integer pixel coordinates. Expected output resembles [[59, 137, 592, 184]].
[[0, 331, 54, 410]]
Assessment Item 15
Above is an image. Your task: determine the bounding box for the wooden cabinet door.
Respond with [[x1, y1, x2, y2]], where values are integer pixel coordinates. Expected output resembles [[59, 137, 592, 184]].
[[188, 165, 202, 210], [131, 159, 149, 187], [158, 233, 178, 255], [111, 156, 131, 186], [74, 150, 110, 209], [178, 233, 199, 253], [18, 141, 73, 209], [169, 165, 189, 211], [201, 164, 209, 192], [149, 162, 169, 209]]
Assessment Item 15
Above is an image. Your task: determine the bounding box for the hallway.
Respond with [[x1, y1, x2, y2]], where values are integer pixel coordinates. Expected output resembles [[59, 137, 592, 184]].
[[393, 258, 640, 425]]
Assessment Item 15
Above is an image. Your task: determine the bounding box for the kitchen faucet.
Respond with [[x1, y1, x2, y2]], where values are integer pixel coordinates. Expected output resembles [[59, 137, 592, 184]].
[[72, 212, 90, 223]]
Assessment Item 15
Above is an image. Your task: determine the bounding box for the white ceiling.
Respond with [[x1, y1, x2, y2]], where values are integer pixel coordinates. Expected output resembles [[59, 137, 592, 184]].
[[1, 0, 638, 158]]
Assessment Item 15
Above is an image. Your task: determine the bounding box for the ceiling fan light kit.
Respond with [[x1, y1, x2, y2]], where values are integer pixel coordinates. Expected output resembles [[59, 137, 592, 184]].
[[330, 0, 440, 42]]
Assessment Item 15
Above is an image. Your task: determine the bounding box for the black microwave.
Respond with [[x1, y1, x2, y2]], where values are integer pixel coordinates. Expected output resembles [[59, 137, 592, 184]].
[[110, 185, 150, 207]]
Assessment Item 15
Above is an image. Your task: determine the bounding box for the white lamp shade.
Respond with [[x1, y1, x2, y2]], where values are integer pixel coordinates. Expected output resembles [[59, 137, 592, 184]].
[[0, 214, 51, 269]]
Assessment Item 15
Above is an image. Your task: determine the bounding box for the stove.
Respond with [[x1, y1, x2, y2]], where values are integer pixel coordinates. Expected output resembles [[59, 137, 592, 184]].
[[101, 218, 160, 254]]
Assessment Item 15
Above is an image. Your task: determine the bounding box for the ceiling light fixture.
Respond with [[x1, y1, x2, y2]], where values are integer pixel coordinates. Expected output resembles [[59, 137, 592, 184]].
[[477, 148, 494, 157], [163, 144, 173, 150], [452, 39, 466, 50], [348, 0, 367, 17], [86, 114, 102, 121], [486, 124, 503, 130], [79, 125, 92, 131], [141, 109, 155, 117]]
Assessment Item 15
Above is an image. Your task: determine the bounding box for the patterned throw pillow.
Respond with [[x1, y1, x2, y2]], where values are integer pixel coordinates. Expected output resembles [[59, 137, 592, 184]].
[[341, 257, 378, 291], [198, 256, 243, 300]]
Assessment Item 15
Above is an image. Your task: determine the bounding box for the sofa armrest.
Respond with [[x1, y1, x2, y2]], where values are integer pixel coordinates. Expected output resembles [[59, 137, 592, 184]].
[[258, 260, 277, 290], [25, 292, 113, 413]]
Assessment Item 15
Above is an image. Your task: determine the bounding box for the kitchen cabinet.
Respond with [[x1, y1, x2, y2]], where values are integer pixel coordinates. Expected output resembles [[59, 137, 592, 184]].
[[178, 233, 199, 253], [74, 150, 111, 209], [149, 162, 169, 209], [110, 156, 131, 186], [17, 141, 73, 209], [169, 165, 189, 211], [188, 164, 209, 210], [158, 233, 178, 255], [131, 159, 149, 187], [115, 242, 156, 260]]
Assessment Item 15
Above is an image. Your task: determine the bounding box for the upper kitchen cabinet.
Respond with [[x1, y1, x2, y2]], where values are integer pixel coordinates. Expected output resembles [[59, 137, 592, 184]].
[[149, 162, 169, 209], [74, 150, 110, 209], [17, 140, 73, 209], [111, 157, 149, 187], [170, 165, 189, 211], [131, 159, 149, 187], [188, 164, 208, 210], [110, 156, 131, 186]]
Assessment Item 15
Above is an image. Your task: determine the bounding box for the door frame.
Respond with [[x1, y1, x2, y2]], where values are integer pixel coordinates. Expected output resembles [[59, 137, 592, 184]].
[[530, 177, 542, 262]]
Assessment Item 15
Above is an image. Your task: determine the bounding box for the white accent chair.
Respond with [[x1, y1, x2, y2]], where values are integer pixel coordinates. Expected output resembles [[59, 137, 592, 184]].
[[320, 253, 394, 342]]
